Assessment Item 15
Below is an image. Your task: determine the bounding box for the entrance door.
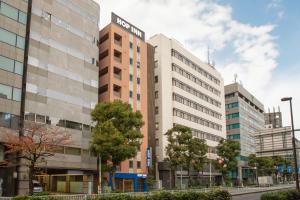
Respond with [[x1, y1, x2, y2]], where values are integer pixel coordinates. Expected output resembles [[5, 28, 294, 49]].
[[124, 179, 134, 192]]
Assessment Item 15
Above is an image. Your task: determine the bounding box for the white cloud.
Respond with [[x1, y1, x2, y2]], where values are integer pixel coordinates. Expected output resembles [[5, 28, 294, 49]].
[[98, 0, 299, 128]]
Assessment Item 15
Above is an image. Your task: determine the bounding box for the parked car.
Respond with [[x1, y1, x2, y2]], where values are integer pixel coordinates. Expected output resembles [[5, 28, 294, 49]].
[[33, 180, 43, 193]]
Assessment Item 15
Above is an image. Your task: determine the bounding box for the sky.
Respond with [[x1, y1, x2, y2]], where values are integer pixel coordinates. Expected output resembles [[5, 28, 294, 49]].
[[97, 0, 300, 132]]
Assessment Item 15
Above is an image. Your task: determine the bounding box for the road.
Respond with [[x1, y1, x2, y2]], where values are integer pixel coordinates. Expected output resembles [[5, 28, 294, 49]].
[[233, 192, 265, 200], [231, 185, 293, 200]]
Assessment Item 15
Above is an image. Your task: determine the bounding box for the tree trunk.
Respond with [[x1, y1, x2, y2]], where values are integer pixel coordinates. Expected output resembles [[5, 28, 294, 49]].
[[29, 163, 35, 195], [111, 170, 116, 191], [187, 167, 191, 188]]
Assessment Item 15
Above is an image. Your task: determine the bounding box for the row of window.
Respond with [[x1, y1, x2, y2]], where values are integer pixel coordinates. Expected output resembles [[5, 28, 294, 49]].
[[56, 0, 98, 25], [0, 112, 19, 130], [129, 41, 140, 53], [32, 6, 96, 44], [49, 145, 94, 157], [129, 91, 141, 101], [227, 133, 240, 140], [226, 112, 239, 119], [30, 31, 96, 65], [26, 83, 97, 109], [173, 108, 222, 131], [0, 55, 23, 75], [171, 49, 220, 85], [172, 63, 220, 96], [226, 102, 239, 109], [0, 27, 25, 49], [129, 160, 142, 169], [226, 123, 240, 130], [173, 93, 222, 119], [172, 78, 221, 108], [191, 128, 223, 142], [25, 112, 92, 132], [28, 56, 98, 88], [0, 1, 27, 25], [129, 58, 140, 68], [0, 83, 21, 101]]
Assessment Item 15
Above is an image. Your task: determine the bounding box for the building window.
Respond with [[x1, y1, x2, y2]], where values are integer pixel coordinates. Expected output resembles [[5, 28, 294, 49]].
[[155, 107, 159, 115], [99, 67, 108, 77], [99, 84, 108, 94], [137, 46, 140, 53], [129, 74, 133, 81], [114, 33, 122, 46], [155, 91, 158, 99], [113, 67, 122, 80], [12, 88, 21, 101], [0, 2, 27, 24], [155, 76, 158, 83], [155, 122, 159, 130], [129, 160, 133, 168], [137, 77, 140, 85], [137, 94, 140, 101], [154, 61, 158, 68], [129, 42, 133, 49], [226, 102, 239, 109], [65, 147, 81, 156], [0, 84, 19, 100], [114, 50, 122, 63], [129, 58, 133, 65], [99, 50, 109, 60], [0, 112, 19, 129], [129, 91, 133, 98], [99, 33, 109, 44], [137, 61, 140, 68], [0, 28, 25, 49], [226, 112, 239, 119], [226, 123, 240, 130], [137, 161, 141, 169]]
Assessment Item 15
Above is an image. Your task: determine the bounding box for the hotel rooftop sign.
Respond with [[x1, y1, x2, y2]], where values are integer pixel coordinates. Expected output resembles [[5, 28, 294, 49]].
[[111, 12, 145, 41]]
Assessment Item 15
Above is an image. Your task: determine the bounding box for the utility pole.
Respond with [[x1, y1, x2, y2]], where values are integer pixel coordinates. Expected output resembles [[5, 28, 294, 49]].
[[281, 97, 299, 190]]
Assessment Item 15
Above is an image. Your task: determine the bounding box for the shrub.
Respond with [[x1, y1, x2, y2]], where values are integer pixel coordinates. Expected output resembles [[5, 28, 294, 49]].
[[15, 190, 231, 200], [261, 190, 300, 200]]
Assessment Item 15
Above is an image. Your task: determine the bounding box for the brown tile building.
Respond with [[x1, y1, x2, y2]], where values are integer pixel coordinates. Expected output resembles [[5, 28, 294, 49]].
[[98, 13, 150, 192]]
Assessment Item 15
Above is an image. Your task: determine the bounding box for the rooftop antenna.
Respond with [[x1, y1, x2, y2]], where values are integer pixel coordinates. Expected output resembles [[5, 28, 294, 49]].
[[207, 46, 210, 65], [278, 106, 280, 112], [234, 73, 238, 83]]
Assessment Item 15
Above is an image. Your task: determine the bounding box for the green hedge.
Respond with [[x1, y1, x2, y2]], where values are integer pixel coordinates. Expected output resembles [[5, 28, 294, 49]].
[[89, 190, 231, 200], [12, 190, 231, 200], [261, 189, 300, 200]]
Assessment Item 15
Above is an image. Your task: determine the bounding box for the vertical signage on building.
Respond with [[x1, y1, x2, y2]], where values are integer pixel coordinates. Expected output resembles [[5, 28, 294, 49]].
[[146, 147, 152, 168], [111, 12, 145, 41]]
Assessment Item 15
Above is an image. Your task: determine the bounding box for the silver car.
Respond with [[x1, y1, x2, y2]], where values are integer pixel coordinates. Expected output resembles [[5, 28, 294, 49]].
[[33, 180, 43, 193]]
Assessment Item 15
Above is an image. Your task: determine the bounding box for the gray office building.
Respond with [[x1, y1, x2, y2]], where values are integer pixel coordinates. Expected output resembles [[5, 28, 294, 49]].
[[0, 0, 100, 195], [264, 108, 282, 128], [225, 83, 265, 185]]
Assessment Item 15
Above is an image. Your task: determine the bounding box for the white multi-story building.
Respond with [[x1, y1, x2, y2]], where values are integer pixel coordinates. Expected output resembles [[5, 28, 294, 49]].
[[147, 34, 226, 188]]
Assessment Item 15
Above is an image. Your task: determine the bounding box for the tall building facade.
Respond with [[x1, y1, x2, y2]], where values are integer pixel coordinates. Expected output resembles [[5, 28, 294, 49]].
[[0, 0, 28, 196], [264, 108, 282, 128], [147, 34, 226, 188], [255, 126, 300, 163], [0, 0, 100, 195], [225, 83, 265, 184], [98, 13, 149, 192]]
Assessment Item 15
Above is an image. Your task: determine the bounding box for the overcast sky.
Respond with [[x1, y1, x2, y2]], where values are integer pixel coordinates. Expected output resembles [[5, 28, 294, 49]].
[[96, 0, 300, 133]]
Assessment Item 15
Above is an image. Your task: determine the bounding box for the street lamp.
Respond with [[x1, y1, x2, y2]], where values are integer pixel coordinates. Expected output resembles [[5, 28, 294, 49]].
[[281, 97, 299, 190]]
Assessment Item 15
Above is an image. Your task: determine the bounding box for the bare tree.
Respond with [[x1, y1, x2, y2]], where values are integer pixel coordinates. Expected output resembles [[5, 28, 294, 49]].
[[4, 123, 71, 195]]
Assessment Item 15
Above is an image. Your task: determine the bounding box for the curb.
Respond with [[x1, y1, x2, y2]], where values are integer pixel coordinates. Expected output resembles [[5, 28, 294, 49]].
[[231, 186, 293, 196]]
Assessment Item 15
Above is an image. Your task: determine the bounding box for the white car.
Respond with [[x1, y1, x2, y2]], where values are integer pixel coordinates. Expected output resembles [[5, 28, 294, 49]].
[[33, 180, 43, 193]]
